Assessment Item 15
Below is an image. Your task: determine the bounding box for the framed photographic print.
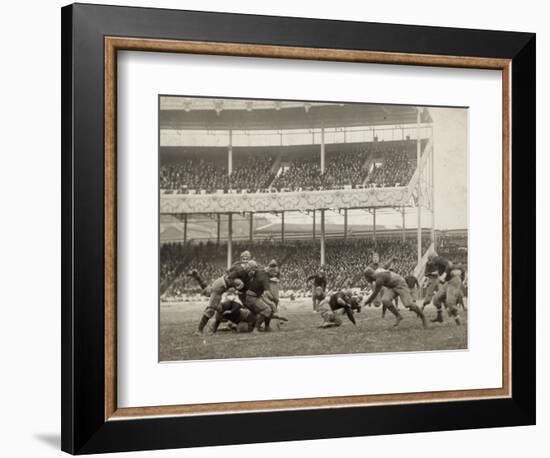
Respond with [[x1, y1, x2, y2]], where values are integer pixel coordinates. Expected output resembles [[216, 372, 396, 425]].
[[61, 3, 536, 454]]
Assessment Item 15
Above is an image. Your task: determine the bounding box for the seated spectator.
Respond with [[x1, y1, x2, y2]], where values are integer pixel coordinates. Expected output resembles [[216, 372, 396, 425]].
[[160, 234, 445, 299]]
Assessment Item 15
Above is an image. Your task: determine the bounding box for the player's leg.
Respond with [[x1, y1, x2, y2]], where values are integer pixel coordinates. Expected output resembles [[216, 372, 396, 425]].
[[318, 299, 340, 328], [382, 287, 402, 326], [195, 290, 222, 335], [410, 286, 419, 304], [431, 283, 447, 323], [445, 276, 463, 325], [237, 308, 256, 332], [379, 287, 388, 318], [422, 276, 438, 310], [458, 282, 467, 310], [210, 310, 224, 333], [263, 303, 276, 331], [244, 309, 257, 332], [246, 295, 274, 331], [397, 283, 427, 328]]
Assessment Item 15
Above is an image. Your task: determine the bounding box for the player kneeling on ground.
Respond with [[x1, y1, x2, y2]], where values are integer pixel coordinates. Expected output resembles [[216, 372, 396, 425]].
[[190, 270, 246, 335], [363, 267, 427, 329], [210, 287, 256, 333], [317, 288, 357, 329]]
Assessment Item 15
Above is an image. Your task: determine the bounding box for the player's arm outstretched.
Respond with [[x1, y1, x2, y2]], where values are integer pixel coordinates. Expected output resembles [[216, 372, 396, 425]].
[[364, 281, 383, 306], [382, 255, 397, 270], [187, 269, 208, 291]]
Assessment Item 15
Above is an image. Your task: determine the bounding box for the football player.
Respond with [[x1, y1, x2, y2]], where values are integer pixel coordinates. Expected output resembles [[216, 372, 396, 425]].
[[317, 288, 357, 328], [244, 261, 277, 331], [209, 287, 255, 333], [367, 253, 398, 316], [190, 270, 246, 335], [364, 267, 427, 328], [431, 260, 466, 325], [306, 266, 327, 311], [421, 253, 447, 311]]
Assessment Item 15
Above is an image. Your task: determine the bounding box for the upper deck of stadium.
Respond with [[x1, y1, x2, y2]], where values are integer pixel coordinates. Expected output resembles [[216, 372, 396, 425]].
[[159, 98, 434, 212]]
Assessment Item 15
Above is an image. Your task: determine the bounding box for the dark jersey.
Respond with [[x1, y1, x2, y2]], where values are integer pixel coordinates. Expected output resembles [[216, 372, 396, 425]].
[[327, 291, 356, 325], [328, 291, 350, 311], [220, 295, 242, 315], [246, 270, 271, 297], [214, 295, 248, 328], [307, 273, 327, 289], [404, 275, 419, 289], [226, 263, 249, 284], [425, 256, 451, 277]]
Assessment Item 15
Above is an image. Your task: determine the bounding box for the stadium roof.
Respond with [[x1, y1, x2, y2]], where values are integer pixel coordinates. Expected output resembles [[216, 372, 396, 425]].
[[160, 97, 433, 131]]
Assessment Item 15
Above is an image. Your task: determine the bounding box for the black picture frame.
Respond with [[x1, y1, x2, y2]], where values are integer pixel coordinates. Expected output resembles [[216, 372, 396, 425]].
[[61, 3, 535, 454]]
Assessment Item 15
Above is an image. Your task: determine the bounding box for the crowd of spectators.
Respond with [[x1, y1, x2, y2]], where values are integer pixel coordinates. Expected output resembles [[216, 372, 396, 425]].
[[366, 150, 417, 188], [159, 140, 422, 194], [160, 242, 194, 294], [160, 158, 230, 193], [160, 153, 276, 194], [161, 235, 435, 298], [229, 155, 276, 192], [437, 233, 468, 266], [270, 150, 370, 191]]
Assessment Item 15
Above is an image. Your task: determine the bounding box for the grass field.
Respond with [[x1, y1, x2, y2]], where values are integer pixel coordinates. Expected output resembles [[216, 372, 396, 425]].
[[160, 297, 468, 361]]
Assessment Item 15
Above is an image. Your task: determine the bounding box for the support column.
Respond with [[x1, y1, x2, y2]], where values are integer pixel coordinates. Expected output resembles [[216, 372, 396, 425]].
[[217, 214, 221, 245], [312, 210, 316, 241], [320, 127, 325, 173], [344, 209, 348, 241], [228, 130, 233, 175], [402, 207, 406, 242], [227, 213, 233, 269], [431, 129, 436, 246], [183, 214, 188, 244], [416, 108, 422, 264], [320, 209, 326, 265], [249, 212, 253, 242], [281, 211, 285, 242], [373, 208, 377, 245]]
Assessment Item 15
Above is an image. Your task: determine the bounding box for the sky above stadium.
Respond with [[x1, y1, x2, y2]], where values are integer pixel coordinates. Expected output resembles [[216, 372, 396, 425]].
[[426, 106, 468, 230]]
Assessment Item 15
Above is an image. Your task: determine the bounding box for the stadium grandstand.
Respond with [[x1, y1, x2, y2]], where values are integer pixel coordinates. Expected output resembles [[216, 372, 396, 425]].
[[159, 97, 465, 300]]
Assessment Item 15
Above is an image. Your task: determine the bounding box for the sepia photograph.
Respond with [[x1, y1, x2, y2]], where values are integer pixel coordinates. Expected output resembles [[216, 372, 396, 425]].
[[159, 96, 468, 362]]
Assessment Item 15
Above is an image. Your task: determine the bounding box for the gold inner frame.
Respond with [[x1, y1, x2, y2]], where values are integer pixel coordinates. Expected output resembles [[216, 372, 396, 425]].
[[104, 36, 512, 421]]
